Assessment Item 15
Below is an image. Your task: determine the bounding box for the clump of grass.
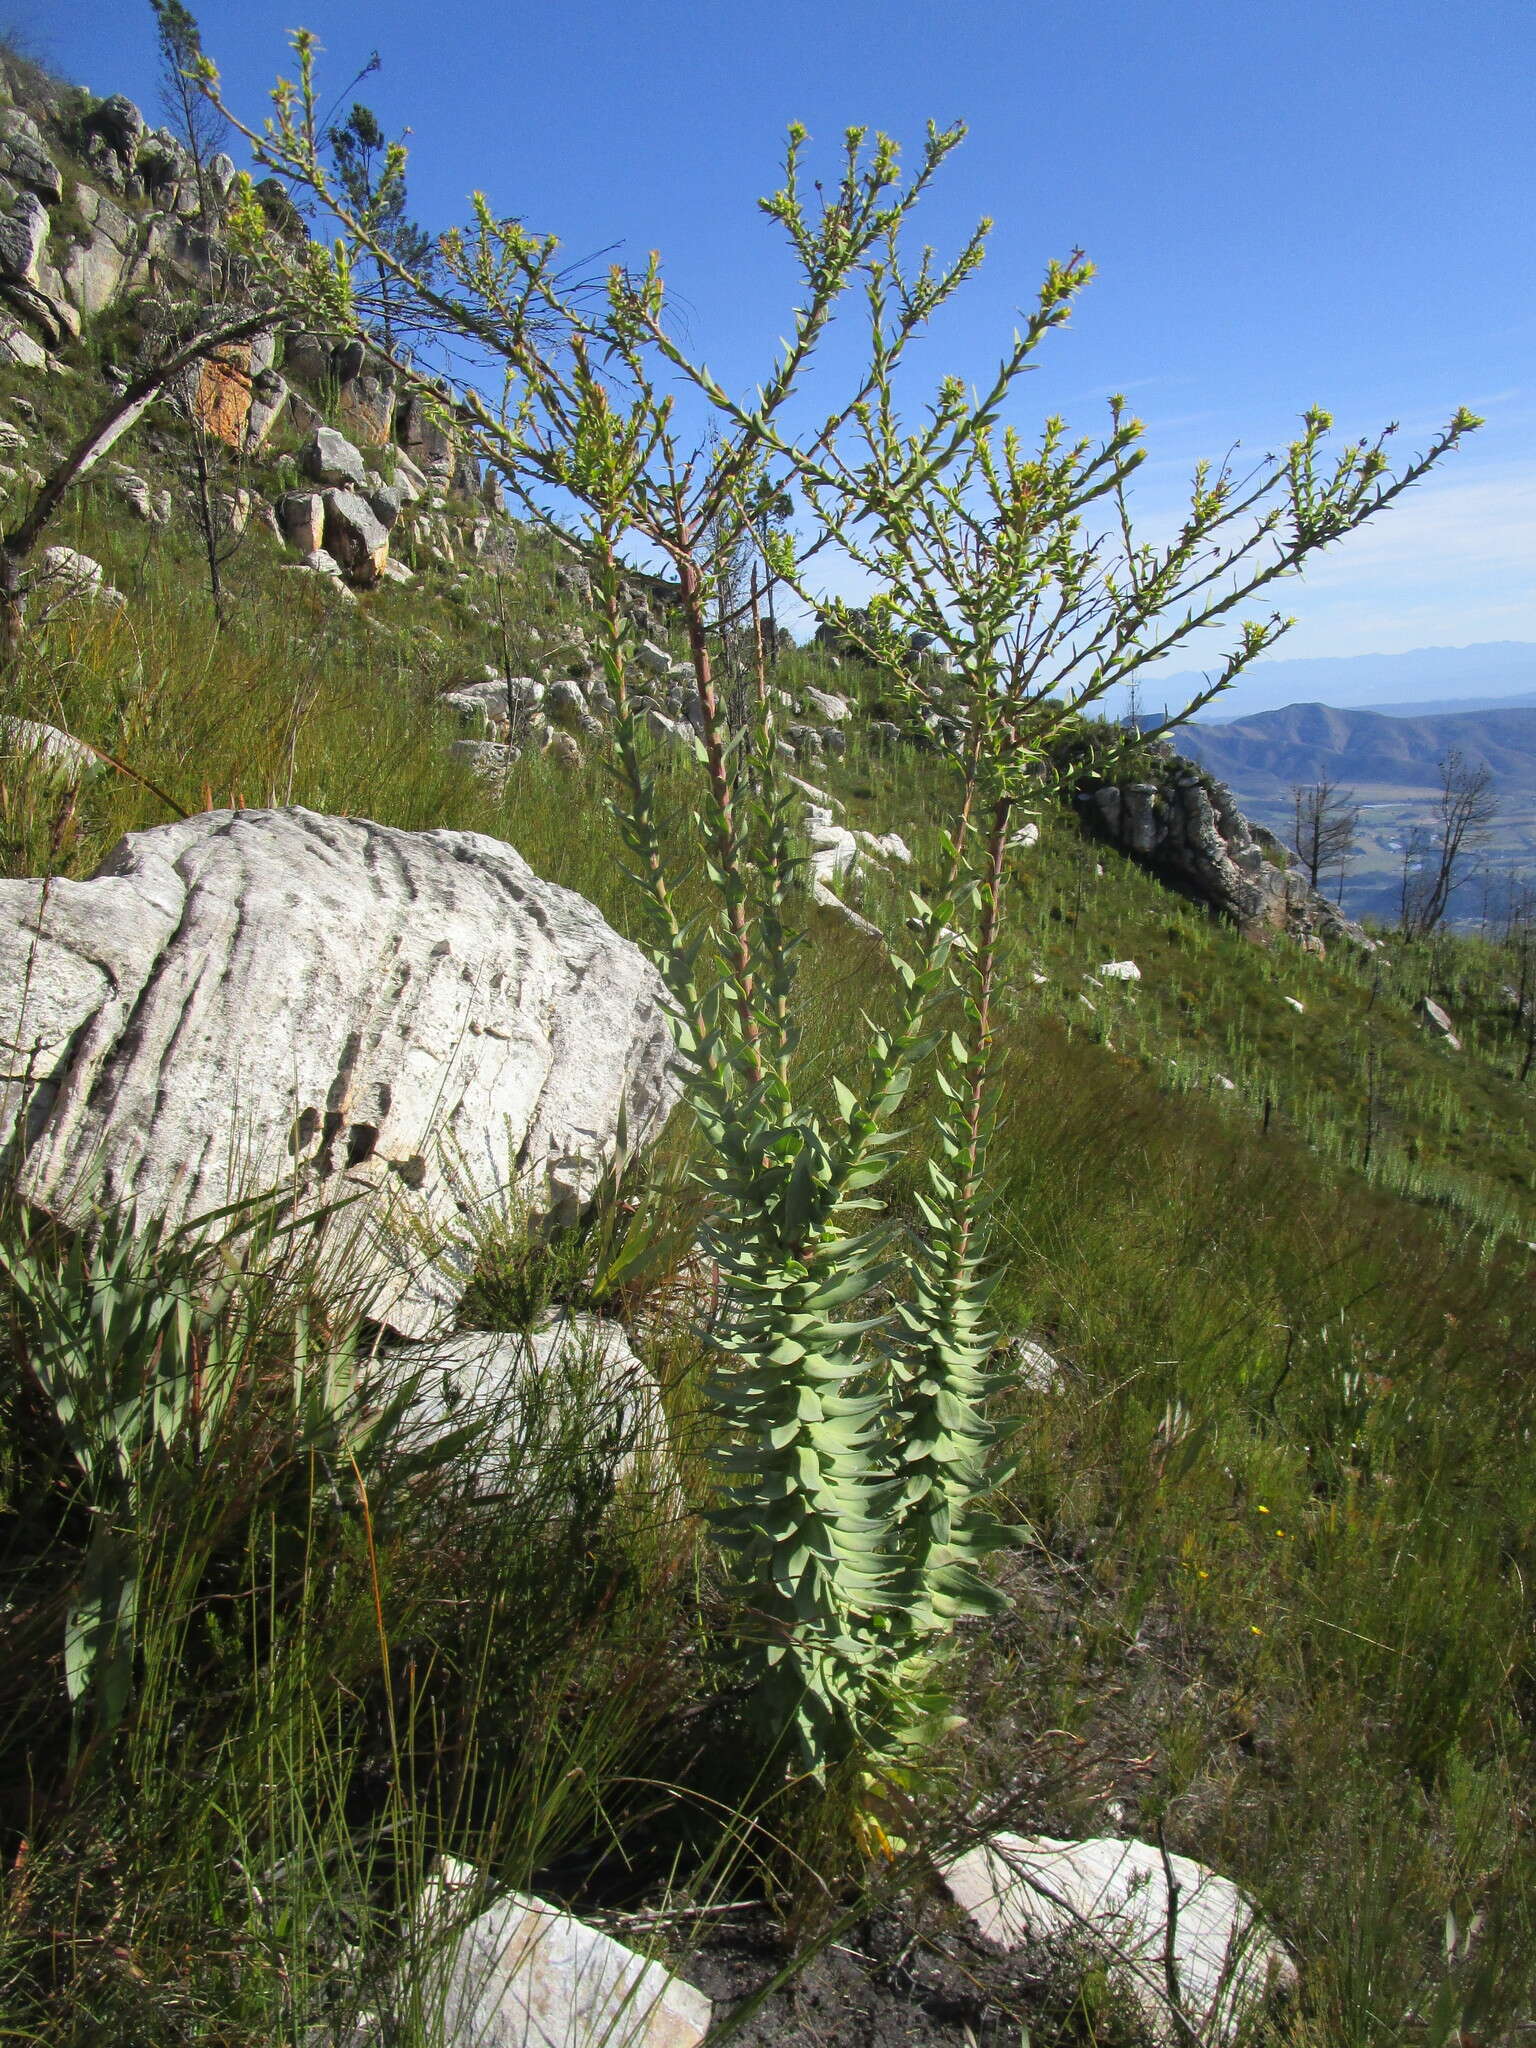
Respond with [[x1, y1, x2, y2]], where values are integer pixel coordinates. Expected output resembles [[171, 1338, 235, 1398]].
[[0, 1178, 713, 2045]]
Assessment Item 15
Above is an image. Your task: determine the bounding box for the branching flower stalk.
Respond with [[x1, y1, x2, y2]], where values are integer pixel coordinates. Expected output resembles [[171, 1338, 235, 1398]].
[[201, 34, 1482, 1775], [205, 51, 1004, 1766], [753, 254, 1482, 1730]]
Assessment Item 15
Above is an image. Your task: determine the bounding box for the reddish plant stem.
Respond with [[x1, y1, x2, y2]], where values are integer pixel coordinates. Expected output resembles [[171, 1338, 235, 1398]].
[[677, 551, 762, 1078], [952, 789, 1012, 1275]]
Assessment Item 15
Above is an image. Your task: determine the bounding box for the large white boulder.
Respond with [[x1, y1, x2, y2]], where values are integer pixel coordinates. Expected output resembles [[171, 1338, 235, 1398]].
[[802, 802, 880, 939], [803, 803, 859, 889], [942, 1832, 1295, 2045], [0, 809, 679, 1337]]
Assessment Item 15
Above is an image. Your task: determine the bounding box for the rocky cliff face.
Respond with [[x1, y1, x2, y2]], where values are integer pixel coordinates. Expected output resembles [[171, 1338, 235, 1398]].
[[1078, 763, 1371, 949], [0, 60, 237, 367], [0, 49, 492, 514]]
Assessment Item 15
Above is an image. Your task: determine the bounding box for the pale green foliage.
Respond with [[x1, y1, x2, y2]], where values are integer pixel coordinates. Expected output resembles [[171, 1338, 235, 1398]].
[[1, 1204, 256, 1717], [888, 1002, 1016, 1634]]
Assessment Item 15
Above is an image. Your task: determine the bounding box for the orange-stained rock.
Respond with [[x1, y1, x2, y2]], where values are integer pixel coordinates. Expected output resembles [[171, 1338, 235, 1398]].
[[191, 345, 253, 447]]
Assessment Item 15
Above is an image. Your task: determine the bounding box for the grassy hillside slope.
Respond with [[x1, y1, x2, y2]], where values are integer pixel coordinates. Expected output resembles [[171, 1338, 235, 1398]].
[[2, 334, 1536, 2045]]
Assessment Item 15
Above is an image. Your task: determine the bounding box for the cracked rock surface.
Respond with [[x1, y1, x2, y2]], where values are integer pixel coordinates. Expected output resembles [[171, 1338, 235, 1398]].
[[0, 807, 679, 1336]]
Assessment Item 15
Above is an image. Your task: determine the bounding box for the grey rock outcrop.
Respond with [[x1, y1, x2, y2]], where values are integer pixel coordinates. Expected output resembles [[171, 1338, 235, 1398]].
[[282, 330, 334, 387], [0, 190, 46, 284], [448, 737, 517, 786], [81, 95, 145, 169], [391, 449, 429, 504], [0, 109, 61, 204], [367, 482, 404, 529], [441, 674, 544, 737], [287, 547, 350, 590], [337, 366, 396, 446], [0, 809, 680, 1338], [545, 678, 603, 739], [112, 471, 172, 524], [802, 684, 850, 723], [243, 366, 288, 450], [60, 187, 141, 316], [300, 425, 368, 489], [0, 312, 45, 368], [1081, 771, 1369, 948], [276, 490, 326, 555], [643, 706, 691, 749], [321, 487, 389, 585], [396, 387, 479, 498]]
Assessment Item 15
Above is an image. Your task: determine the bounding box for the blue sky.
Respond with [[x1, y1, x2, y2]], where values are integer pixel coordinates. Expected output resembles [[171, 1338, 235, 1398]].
[[28, 0, 1536, 704]]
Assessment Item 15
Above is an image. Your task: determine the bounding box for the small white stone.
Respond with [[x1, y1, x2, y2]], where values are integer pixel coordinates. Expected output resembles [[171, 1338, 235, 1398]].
[[0, 718, 101, 784], [942, 1833, 1295, 2047], [854, 829, 912, 865], [412, 1857, 712, 2048], [802, 684, 850, 722], [1008, 1337, 1065, 1393]]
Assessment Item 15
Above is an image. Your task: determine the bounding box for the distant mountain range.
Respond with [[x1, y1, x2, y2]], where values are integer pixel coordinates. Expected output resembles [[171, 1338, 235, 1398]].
[[1138, 641, 1536, 722], [1172, 702, 1536, 799]]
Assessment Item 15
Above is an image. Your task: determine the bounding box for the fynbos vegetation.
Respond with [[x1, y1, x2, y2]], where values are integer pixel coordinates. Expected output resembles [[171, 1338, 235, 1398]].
[[0, 17, 1529, 2047]]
